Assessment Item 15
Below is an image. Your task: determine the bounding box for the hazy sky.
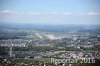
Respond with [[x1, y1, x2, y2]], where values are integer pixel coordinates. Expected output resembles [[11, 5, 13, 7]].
[[0, 0, 100, 25]]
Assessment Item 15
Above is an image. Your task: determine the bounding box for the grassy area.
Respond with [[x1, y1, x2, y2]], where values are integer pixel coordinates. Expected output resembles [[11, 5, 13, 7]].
[[14, 58, 51, 63], [54, 50, 65, 54]]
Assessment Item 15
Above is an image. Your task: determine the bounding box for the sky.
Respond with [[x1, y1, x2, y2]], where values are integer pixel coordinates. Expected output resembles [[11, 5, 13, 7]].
[[0, 0, 100, 25]]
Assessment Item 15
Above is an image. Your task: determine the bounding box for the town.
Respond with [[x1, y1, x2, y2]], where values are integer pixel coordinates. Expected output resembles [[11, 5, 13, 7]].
[[0, 25, 100, 66]]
